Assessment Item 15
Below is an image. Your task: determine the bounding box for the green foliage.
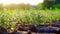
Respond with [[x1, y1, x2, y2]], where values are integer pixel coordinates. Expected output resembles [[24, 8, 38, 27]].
[[43, 0, 55, 9], [43, 0, 60, 9], [0, 9, 60, 29], [37, 3, 43, 9], [53, 4, 60, 9]]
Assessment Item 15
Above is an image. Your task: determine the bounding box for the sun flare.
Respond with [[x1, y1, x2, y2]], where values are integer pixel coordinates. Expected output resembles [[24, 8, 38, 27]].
[[0, 0, 44, 5]]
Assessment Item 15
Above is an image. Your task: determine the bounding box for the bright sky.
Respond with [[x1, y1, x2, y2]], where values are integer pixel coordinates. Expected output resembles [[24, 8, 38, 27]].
[[0, 0, 44, 5]]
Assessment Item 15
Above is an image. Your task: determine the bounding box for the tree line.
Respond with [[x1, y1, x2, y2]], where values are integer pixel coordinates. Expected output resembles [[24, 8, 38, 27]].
[[0, 0, 60, 10]]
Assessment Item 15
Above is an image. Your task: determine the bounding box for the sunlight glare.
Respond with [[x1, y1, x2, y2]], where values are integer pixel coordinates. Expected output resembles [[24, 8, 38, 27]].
[[0, 0, 44, 5]]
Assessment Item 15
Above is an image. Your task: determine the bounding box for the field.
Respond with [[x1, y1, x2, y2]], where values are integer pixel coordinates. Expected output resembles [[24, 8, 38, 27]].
[[0, 8, 60, 29]]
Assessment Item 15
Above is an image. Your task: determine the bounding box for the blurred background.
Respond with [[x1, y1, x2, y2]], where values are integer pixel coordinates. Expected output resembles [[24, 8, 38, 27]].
[[0, 0, 60, 29]]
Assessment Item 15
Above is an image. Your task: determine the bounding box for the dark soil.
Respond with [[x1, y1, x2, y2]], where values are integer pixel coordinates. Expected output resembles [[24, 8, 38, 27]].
[[0, 20, 60, 34]]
